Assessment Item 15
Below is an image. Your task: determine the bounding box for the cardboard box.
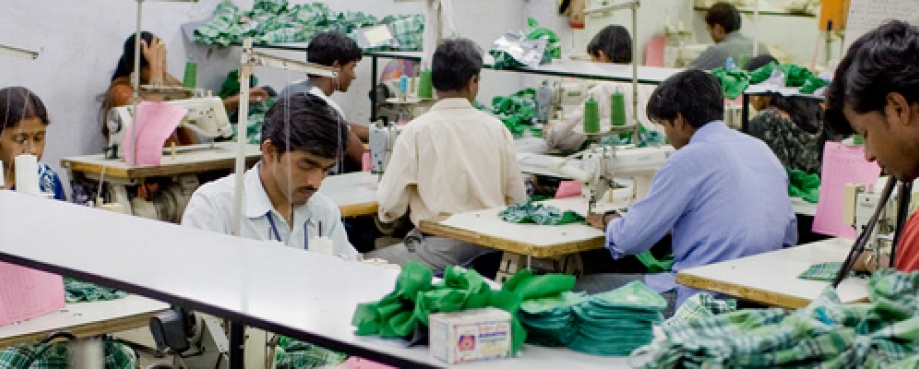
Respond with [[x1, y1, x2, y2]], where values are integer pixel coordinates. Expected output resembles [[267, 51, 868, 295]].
[[429, 307, 512, 365]]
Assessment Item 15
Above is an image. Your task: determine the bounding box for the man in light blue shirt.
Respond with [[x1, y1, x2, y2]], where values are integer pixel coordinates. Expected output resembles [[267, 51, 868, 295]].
[[586, 69, 797, 310]]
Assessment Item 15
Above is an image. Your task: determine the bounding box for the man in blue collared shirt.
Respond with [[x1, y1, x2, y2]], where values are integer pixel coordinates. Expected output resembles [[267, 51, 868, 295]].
[[586, 69, 797, 309]]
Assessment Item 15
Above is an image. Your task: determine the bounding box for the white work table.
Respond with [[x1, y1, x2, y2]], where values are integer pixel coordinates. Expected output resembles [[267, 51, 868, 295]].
[[319, 171, 379, 217], [676, 238, 869, 309], [0, 192, 633, 368], [0, 295, 167, 348], [419, 198, 621, 258]]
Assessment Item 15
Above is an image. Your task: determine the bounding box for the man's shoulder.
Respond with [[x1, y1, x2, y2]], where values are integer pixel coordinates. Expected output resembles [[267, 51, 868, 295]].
[[279, 80, 314, 98], [306, 192, 341, 219], [191, 174, 237, 202]]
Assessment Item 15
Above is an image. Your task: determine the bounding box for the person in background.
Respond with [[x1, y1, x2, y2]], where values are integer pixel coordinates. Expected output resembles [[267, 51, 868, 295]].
[[101, 31, 268, 142], [585, 70, 797, 312], [689, 2, 769, 70], [0, 86, 65, 201], [744, 55, 825, 174], [369, 38, 527, 273], [182, 93, 358, 260], [279, 31, 367, 173], [545, 25, 657, 152], [824, 20, 919, 273]]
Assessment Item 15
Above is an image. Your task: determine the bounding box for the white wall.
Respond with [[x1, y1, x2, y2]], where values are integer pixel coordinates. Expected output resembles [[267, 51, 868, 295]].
[[0, 0, 526, 190]]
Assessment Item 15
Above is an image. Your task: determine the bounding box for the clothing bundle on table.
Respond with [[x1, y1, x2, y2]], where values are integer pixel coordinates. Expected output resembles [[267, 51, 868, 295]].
[[712, 62, 830, 99], [498, 199, 584, 225]]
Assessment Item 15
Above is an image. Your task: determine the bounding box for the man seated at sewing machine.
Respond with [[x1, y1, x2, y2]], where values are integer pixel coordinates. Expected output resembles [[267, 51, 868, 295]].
[[584, 69, 797, 311], [544, 25, 659, 152], [368, 38, 527, 273], [279, 31, 367, 173], [181, 93, 358, 259], [824, 21, 919, 274], [688, 2, 770, 70]]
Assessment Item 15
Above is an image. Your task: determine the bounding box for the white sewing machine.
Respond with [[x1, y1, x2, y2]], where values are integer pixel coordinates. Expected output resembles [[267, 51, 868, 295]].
[[843, 177, 919, 251], [552, 145, 674, 212], [549, 80, 596, 120], [369, 120, 403, 175], [105, 96, 232, 159]]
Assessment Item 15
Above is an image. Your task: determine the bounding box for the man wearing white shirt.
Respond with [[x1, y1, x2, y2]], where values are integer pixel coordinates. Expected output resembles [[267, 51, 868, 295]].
[[369, 38, 527, 273], [182, 93, 358, 260], [279, 31, 367, 172]]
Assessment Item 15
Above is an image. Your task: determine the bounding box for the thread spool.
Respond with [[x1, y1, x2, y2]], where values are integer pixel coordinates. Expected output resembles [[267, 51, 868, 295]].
[[417, 69, 433, 99], [583, 97, 600, 133], [610, 91, 627, 126], [399, 75, 408, 101], [183, 61, 197, 89], [15, 154, 39, 195]]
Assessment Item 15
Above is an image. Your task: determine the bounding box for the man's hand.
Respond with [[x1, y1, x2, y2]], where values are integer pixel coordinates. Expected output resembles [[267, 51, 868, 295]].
[[586, 211, 619, 230]]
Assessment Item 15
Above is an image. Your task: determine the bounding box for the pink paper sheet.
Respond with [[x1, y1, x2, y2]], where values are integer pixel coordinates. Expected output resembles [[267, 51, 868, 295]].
[[812, 142, 882, 238], [555, 180, 583, 199], [123, 101, 188, 166], [0, 261, 65, 326]]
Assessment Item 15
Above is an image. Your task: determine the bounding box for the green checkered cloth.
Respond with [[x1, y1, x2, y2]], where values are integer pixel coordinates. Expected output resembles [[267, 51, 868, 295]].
[[798, 262, 853, 282], [0, 340, 135, 369], [63, 277, 127, 303], [385, 14, 424, 51], [274, 336, 348, 369], [499, 199, 584, 226], [662, 292, 736, 329], [632, 269, 919, 368]]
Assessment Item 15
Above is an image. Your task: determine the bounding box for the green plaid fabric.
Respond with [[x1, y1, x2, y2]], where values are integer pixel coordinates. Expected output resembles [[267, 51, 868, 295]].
[[498, 199, 584, 226], [798, 262, 848, 282], [274, 336, 348, 369], [633, 269, 919, 368], [385, 14, 424, 51], [0, 340, 135, 369], [63, 278, 127, 303], [662, 293, 737, 329]]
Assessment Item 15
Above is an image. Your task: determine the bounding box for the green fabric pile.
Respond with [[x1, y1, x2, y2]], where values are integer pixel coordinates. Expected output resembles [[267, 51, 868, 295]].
[[602, 124, 668, 148], [63, 277, 127, 303], [569, 281, 666, 356], [352, 263, 577, 356], [662, 292, 736, 329], [798, 262, 853, 282], [0, 339, 136, 368], [498, 199, 584, 226], [526, 18, 560, 65], [218, 70, 275, 144], [788, 167, 820, 203], [519, 291, 589, 347], [633, 269, 919, 368], [488, 88, 543, 139], [711, 62, 829, 99], [274, 336, 348, 369], [194, 0, 423, 49]]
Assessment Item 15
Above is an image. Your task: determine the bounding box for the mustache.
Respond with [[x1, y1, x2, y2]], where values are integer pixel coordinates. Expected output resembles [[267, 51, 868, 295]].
[[296, 186, 318, 192]]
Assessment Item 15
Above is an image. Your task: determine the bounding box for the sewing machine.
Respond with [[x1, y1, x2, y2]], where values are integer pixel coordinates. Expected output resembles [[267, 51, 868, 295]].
[[546, 80, 597, 120], [105, 96, 232, 159], [843, 177, 919, 251], [369, 120, 403, 175], [553, 145, 674, 212]]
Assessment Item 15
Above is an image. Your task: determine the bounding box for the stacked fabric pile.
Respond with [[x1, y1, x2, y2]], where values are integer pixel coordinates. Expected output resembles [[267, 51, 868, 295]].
[[195, 0, 423, 48], [487, 88, 543, 139], [519, 291, 588, 347], [569, 281, 665, 356], [633, 269, 919, 368]]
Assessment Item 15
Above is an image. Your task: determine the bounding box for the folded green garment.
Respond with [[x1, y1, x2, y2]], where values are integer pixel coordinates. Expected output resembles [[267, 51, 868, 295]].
[[798, 262, 847, 282], [64, 277, 127, 303], [499, 199, 585, 225], [787, 167, 820, 203]]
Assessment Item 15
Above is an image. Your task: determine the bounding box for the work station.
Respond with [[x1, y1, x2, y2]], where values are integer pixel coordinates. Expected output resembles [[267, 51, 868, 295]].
[[3, 0, 919, 368]]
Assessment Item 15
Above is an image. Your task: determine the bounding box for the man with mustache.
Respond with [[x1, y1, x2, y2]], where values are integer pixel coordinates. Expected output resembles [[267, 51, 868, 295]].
[[182, 93, 358, 260], [824, 20, 919, 273]]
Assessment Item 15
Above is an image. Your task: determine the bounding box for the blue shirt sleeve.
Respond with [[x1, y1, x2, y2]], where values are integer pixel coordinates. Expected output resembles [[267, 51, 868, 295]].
[[605, 157, 695, 258]]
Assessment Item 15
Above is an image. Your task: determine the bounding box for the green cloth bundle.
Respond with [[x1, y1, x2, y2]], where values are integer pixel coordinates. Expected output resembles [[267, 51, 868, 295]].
[[711, 67, 751, 100], [64, 277, 127, 303], [498, 199, 585, 226], [218, 70, 275, 144], [489, 88, 543, 139], [798, 262, 852, 282], [633, 269, 919, 368], [519, 291, 589, 347], [662, 292, 736, 329], [352, 264, 576, 356], [712, 62, 830, 99], [273, 336, 348, 369], [568, 281, 666, 356], [526, 18, 561, 64], [787, 167, 820, 203], [0, 340, 136, 368]]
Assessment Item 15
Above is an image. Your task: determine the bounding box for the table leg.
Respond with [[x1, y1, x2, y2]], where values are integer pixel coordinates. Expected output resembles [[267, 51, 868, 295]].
[[229, 322, 245, 369], [68, 336, 104, 369], [371, 56, 379, 120]]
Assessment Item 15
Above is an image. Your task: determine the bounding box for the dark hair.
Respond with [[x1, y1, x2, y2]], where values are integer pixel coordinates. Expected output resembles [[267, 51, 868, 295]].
[[0, 87, 49, 131], [307, 32, 362, 67], [826, 20, 919, 135], [646, 69, 724, 128], [112, 31, 155, 82], [743, 54, 778, 70], [262, 93, 348, 159], [587, 25, 632, 63], [705, 2, 742, 34], [432, 38, 483, 91]]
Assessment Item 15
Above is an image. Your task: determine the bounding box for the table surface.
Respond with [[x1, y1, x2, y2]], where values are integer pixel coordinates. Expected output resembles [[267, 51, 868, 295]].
[[676, 238, 869, 309], [61, 143, 262, 180], [319, 171, 380, 217], [419, 198, 622, 258], [0, 191, 634, 368], [0, 295, 168, 348]]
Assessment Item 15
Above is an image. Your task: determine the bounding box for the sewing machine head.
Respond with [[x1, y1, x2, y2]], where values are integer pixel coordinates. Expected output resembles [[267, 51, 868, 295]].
[[369, 119, 403, 175], [579, 145, 674, 210], [844, 177, 919, 250], [105, 97, 232, 159]]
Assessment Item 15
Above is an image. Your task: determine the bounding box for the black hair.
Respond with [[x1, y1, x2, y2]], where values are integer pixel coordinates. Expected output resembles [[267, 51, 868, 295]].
[[0, 86, 49, 130], [432, 38, 483, 91], [307, 32, 363, 67], [826, 20, 919, 135], [705, 2, 742, 34], [743, 54, 778, 71], [646, 69, 724, 128], [112, 31, 155, 82], [587, 25, 632, 63], [262, 93, 348, 159]]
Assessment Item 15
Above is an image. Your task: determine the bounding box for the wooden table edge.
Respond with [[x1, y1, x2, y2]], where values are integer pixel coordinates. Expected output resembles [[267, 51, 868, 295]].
[[0, 308, 166, 348], [418, 219, 605, 258]]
